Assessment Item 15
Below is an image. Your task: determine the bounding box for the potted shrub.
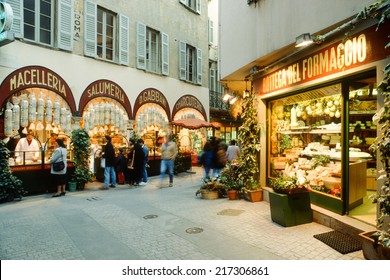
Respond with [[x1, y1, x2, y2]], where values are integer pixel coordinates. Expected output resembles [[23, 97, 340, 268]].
[[195, 176, 226, 199], [237, 91, 262, 202], [71, 129, 93, 190], [358, 1, 390, 260], [269, 173, 312, 227], [220, 160, 241, 200], [0, 141, 25, 203]]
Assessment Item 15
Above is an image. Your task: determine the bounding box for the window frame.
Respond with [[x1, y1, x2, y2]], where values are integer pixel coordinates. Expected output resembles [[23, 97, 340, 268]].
[[96, 6, 116, 62]]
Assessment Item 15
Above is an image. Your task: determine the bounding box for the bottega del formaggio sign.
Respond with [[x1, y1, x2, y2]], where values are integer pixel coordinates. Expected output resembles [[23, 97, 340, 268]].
[[259, 26, 387, 95]]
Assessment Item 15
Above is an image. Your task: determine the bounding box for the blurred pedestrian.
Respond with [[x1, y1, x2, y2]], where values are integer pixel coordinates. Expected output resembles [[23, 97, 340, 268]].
[[116, 148, 127, 184], [226, 139, 240, 161], [160, 134, 178, 187], [137, 138, 149, 185], [101, 135, 116, 189], [50, 138, 67, 197]]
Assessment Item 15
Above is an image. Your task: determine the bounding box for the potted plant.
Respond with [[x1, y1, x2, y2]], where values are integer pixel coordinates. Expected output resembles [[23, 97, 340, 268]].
[[195, 176, 226, 199], [269, 172, 312, 227], [71, 129, 93, 190], [0, 141, 25, 203], [237, 91, 262, 202], [220, 160, 241, 200], [357, 1, 390, 260]]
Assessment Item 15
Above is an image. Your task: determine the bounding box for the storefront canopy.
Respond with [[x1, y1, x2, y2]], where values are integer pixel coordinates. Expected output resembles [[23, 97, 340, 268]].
[[172, 119, 219, 130]]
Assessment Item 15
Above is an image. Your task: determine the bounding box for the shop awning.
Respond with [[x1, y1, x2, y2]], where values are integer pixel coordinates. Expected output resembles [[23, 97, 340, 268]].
[[172, 119, 219, 129]]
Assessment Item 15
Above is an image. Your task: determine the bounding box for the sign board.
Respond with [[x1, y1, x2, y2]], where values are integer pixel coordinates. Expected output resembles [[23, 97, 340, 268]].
[[0, 2, 13, 33]]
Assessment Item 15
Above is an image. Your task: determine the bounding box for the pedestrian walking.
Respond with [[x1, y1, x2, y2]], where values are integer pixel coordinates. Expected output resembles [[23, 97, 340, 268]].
[[101, 135, 116, 189], [200, 141, 213, 179], [126, 139, 136, 186], [50, 138, 67, 197], [160, 134, 178, 187], [226, 139, 240, 162], [133, 141, 144, 185], [137, 138, 149, 185]]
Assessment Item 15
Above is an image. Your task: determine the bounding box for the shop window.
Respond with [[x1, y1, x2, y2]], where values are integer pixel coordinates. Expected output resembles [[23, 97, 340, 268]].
[[268, 84, 344, 199], [136, 22, 169, 75], [7, 0, 73, 50], [179, 41, 202, 85], [179, 0, 201, 14], [84, 1, 129, 65]]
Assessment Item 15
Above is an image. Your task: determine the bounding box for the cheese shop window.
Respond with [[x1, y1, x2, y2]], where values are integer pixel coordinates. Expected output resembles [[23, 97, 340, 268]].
[[268, 84, 344, 198]]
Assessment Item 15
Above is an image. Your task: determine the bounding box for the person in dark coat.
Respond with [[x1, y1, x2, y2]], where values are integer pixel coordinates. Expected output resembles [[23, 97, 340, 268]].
[[132, 142, 144, 185], [101, 135, 116, 189], [116, 148, 127, 184], [126, 139, 136, 186]]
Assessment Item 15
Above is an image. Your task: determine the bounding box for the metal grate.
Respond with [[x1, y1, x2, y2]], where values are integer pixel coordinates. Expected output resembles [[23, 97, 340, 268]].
[[217, 209, 245, 216], [186, 227, 204, 234], [314, 230, 362, 254], [143, 214, 158, 219]]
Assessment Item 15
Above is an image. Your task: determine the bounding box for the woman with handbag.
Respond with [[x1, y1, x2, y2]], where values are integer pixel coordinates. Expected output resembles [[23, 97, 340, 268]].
[[50, 138, 67, 197]]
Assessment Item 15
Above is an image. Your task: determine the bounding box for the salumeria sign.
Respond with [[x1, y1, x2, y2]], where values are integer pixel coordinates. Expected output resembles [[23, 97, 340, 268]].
[[259, 26, 388, 95]]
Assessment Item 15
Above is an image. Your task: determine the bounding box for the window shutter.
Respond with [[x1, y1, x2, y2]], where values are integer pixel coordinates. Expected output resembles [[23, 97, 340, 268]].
[[196, 48, 202, 85], [7, 0, 23, 38], [161, 32, 169, 75], [179, 0, 188, 5], [179, 41, 186, 80], [209, 68, 215, 91], [136, 22, 146, 70], [84, 0, 96, 57], [208, 19, 214, 45], [196, 0, 201, 14], [119, 15, 129, 65], [58, 0, 73, 51]]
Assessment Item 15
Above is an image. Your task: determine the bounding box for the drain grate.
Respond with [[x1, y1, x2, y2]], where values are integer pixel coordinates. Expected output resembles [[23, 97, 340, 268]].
[[217, 209, 245, 216], [314, 230, 362, 254], [186, 227, 204, 234], [86, 197, 102, 201], [143, 214, 158, 219]]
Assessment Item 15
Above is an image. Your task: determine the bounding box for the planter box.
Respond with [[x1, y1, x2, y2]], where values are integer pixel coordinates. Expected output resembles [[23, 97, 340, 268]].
[[244, 189, 263, 202], [269, 190, 312, 227], [359, 230, 390, 260], [201, 190, 219, 200]]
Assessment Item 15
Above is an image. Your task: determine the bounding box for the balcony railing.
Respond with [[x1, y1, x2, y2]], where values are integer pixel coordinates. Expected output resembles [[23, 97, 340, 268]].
[[209, 90, 229, 110]]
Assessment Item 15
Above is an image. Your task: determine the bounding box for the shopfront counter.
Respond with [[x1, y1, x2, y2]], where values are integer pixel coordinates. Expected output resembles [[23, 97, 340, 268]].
[[11, 162, 75, 195]]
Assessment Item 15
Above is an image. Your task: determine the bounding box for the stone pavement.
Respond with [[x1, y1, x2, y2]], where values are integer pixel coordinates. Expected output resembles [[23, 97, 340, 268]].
[[0, 167, 365, 260]]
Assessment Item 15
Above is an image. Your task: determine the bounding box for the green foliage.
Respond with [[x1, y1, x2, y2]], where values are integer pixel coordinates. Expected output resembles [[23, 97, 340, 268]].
[[220, 160, 242, 191], [196, 176, 226, 197], [237, 92, 262, 190], [271, 175, 308, 194], [71, 129, 93, 186], [0, 141, 24, 202]]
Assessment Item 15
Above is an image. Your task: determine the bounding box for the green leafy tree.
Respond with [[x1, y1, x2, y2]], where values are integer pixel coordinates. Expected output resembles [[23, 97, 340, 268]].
[[71, 129, 93, 188], [238, 92, 262, 190], [0, 141, 24, 202]]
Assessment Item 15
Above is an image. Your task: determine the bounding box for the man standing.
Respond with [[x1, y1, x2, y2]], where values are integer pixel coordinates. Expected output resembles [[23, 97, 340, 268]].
[[101, 135, 117, 189], [137, 139, 149, 185], [160, 134, 178, 188], [14, 129, 40, 163], [226, 139, 240, 162]]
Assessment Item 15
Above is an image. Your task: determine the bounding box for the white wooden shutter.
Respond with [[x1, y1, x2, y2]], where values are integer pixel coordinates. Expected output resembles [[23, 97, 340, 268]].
[[58, 0, 73, 51], [179, 0, 187, 5], [7, 0, 22, 38], [196, 48, 202, 85], [136, 22, 146, 70], [119, 14, 129, 65], [196, 0, 201, 14], [208, 19, 214, 45], [179, 41, 186, 80], [84, 0, 96, 57], [209, 68, 215, 91], [161, 32, 169, 75]]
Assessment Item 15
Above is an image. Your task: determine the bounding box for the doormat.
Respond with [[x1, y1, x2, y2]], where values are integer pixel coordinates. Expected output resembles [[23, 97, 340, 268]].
[[314, 230, 362, 254]]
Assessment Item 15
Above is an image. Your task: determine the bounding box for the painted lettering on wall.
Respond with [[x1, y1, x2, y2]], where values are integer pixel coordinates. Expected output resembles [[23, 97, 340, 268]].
[[139, 88, 167, 107], [87, 81, 125, 103], [74, 13, 81, 41], [9, 69, 67, 96], [262, 34, 367, 94], [175, 95, 203, 112]]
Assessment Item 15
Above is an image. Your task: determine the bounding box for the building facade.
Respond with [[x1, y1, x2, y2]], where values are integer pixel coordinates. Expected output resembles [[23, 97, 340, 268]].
[[0, 0, 211, 193]]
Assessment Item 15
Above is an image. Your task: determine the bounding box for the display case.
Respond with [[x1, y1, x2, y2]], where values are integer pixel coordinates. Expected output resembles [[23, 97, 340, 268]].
[[268, 83, 373, 214]]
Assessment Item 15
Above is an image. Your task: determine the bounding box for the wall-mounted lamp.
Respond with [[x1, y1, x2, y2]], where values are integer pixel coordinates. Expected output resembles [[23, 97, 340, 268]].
[[229, 96, 238, 105], [223, 93, 231, 102], [222, 92, 239, 105], [243, 79, 250, 98], [295, 33, 314, 48]]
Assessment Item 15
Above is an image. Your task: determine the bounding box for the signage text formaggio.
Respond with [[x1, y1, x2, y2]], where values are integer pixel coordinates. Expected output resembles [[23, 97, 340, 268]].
[[261, 34, 367, 94]]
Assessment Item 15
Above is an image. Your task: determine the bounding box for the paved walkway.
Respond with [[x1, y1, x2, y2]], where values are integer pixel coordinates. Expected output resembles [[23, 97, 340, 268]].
[[0, 167, 365, 260]]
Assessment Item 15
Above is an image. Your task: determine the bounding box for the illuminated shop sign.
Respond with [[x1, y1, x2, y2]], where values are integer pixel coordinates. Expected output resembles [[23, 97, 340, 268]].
[[259, 26, 389, 95], [173, 95, 207, 120], [138, 88, 167, 107]]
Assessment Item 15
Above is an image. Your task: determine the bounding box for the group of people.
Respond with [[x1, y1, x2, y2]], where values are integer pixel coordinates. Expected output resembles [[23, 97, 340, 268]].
[[100, 136, 149, 190], [101, 134, 179, 189], [198, 137, 240, 179]]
